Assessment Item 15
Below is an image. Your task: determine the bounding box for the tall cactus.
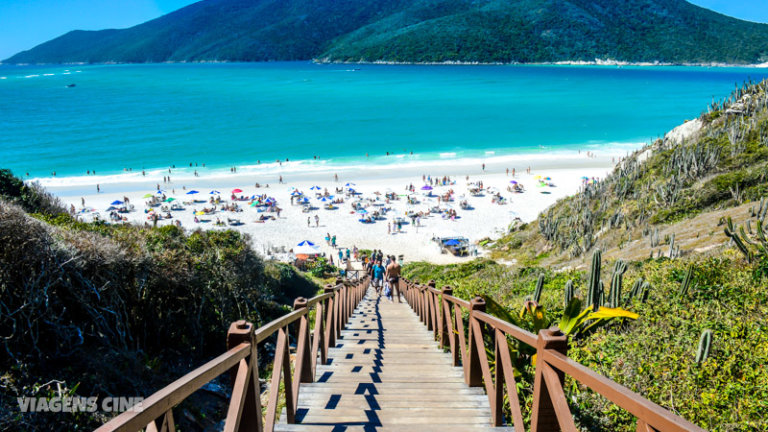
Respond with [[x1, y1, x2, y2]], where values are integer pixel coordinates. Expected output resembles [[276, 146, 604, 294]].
[[564, 280, 575, 306], [695, 330, 713, 363], [586, 250, 602, 311], [533, 275, 545, 303], [680, 264, 695, 297], [608, 260, 628, 308]]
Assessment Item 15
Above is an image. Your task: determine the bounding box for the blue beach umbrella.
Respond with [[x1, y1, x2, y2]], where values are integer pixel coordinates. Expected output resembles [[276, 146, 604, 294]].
[[186, 190, 199, 195], [156, 190, 165, 194], [444, 239, 461, 246], [345, 182, 356, 187], [319, 196, 334, 202], [291, 190, 303, 196], [310, 185, 321, 190], [209, 190, 220, 195], [297, 240, 316, 247], [111, 200, 124, 205], [357, 208, 368, 214], [421, 185, 433, 190]]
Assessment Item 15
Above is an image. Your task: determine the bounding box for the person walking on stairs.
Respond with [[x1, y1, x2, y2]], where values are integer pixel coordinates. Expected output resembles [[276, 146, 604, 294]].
[[385, 256, 402, 302]]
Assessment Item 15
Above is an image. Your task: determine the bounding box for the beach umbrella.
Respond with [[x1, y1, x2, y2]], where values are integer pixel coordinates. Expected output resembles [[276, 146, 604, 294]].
[[421, 185, 433, 190], [444, 239, 461, 246], [186, 190, 199, 195], [310, 185, 321, 190], [165, 197, 176, 202], [142, 194, 154, 198], [357, 208, 368, 214], [106, 206, 118, 211], [581, 176, 589, 180], [300, 197, 310, 203], [210, 190, 220, 195], [111, 200, 124, 205], [232, 188, 243, 193], [156, 190, 165, 194], [319, 196, 334, 202], [297, 240, 316, 247], [545, 177, 551, 181], [534, 175, 541, 179], [291, 190, 303, 196], [265, 198, 276, 204], [509, 180, 518, 184]]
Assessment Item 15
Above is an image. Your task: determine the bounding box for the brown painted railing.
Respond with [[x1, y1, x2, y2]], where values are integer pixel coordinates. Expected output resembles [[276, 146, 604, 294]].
[[401, 279, 706, 432], [94, 277, 369, 432]]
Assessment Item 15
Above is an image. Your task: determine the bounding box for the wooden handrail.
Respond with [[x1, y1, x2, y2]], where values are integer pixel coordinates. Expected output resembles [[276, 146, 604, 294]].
[[400, 278, 706, 432], [94, 277, 370, 432]]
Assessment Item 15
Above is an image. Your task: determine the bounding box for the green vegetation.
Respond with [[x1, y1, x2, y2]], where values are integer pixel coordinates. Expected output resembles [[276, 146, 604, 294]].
[[403, 253, 768, 431], [0, 169, 319, 431], [7, 0, 768, 64]]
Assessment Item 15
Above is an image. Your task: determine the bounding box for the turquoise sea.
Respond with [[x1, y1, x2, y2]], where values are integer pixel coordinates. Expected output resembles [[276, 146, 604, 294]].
[[1, 62, 767, 181]]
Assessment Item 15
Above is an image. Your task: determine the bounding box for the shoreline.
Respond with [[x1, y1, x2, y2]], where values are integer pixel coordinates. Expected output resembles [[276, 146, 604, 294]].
[[45, 151, 617, 264], [36, 147, 634, 197]]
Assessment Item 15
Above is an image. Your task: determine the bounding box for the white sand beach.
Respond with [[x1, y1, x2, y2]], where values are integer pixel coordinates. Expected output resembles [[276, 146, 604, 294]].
[[43, 152, 617, 264]]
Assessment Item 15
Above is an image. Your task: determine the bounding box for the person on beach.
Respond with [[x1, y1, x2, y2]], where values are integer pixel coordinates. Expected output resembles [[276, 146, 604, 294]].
[[338, 249, 343, 263], [332, 235, 337, 247], [96, 184, 100, 193], [307, 217, 311, 227], [314, 214, 319, 227], [385, 256, 402, 302]]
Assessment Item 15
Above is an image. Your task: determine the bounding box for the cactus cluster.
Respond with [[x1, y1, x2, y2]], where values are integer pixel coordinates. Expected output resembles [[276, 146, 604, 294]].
[[535, 79, 768, 259], [586, 250, 603, 311]]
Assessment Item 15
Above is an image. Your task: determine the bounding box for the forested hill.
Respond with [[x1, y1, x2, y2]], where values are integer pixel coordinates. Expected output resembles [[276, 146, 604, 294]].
[[6, 0, 768, 65]]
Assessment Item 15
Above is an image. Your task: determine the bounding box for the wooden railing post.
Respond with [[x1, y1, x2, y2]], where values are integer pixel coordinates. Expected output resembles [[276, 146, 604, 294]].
[[323, 284, 337, 351], [440, 286, 455, 358], [292, 297, 313, 384], [466, 297, 486, 387], [225, 320, 262, 432], [531, 327, 570, 432]]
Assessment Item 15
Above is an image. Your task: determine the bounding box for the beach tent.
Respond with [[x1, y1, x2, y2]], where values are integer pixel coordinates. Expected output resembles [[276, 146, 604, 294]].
[[294, 242, 320, 255], [186, 190, 199, 194], [444, 239, 461, 246], [111, 200, 124, 205]]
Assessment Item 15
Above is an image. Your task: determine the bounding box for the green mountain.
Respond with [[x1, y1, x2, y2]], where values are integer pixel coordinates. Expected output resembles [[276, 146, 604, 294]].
[[6, 0, 768, 64]]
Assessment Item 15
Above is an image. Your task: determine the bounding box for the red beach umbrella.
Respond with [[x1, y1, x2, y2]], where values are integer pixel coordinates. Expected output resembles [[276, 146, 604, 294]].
[[232, 188, 243, 193]]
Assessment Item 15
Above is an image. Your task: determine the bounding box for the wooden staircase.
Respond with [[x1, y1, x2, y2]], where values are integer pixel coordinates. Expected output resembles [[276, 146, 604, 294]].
[[276, 291, 513, 431]]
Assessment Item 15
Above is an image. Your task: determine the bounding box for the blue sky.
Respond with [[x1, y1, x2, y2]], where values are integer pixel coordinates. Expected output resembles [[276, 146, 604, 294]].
[[1, 0, 768, 60]]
